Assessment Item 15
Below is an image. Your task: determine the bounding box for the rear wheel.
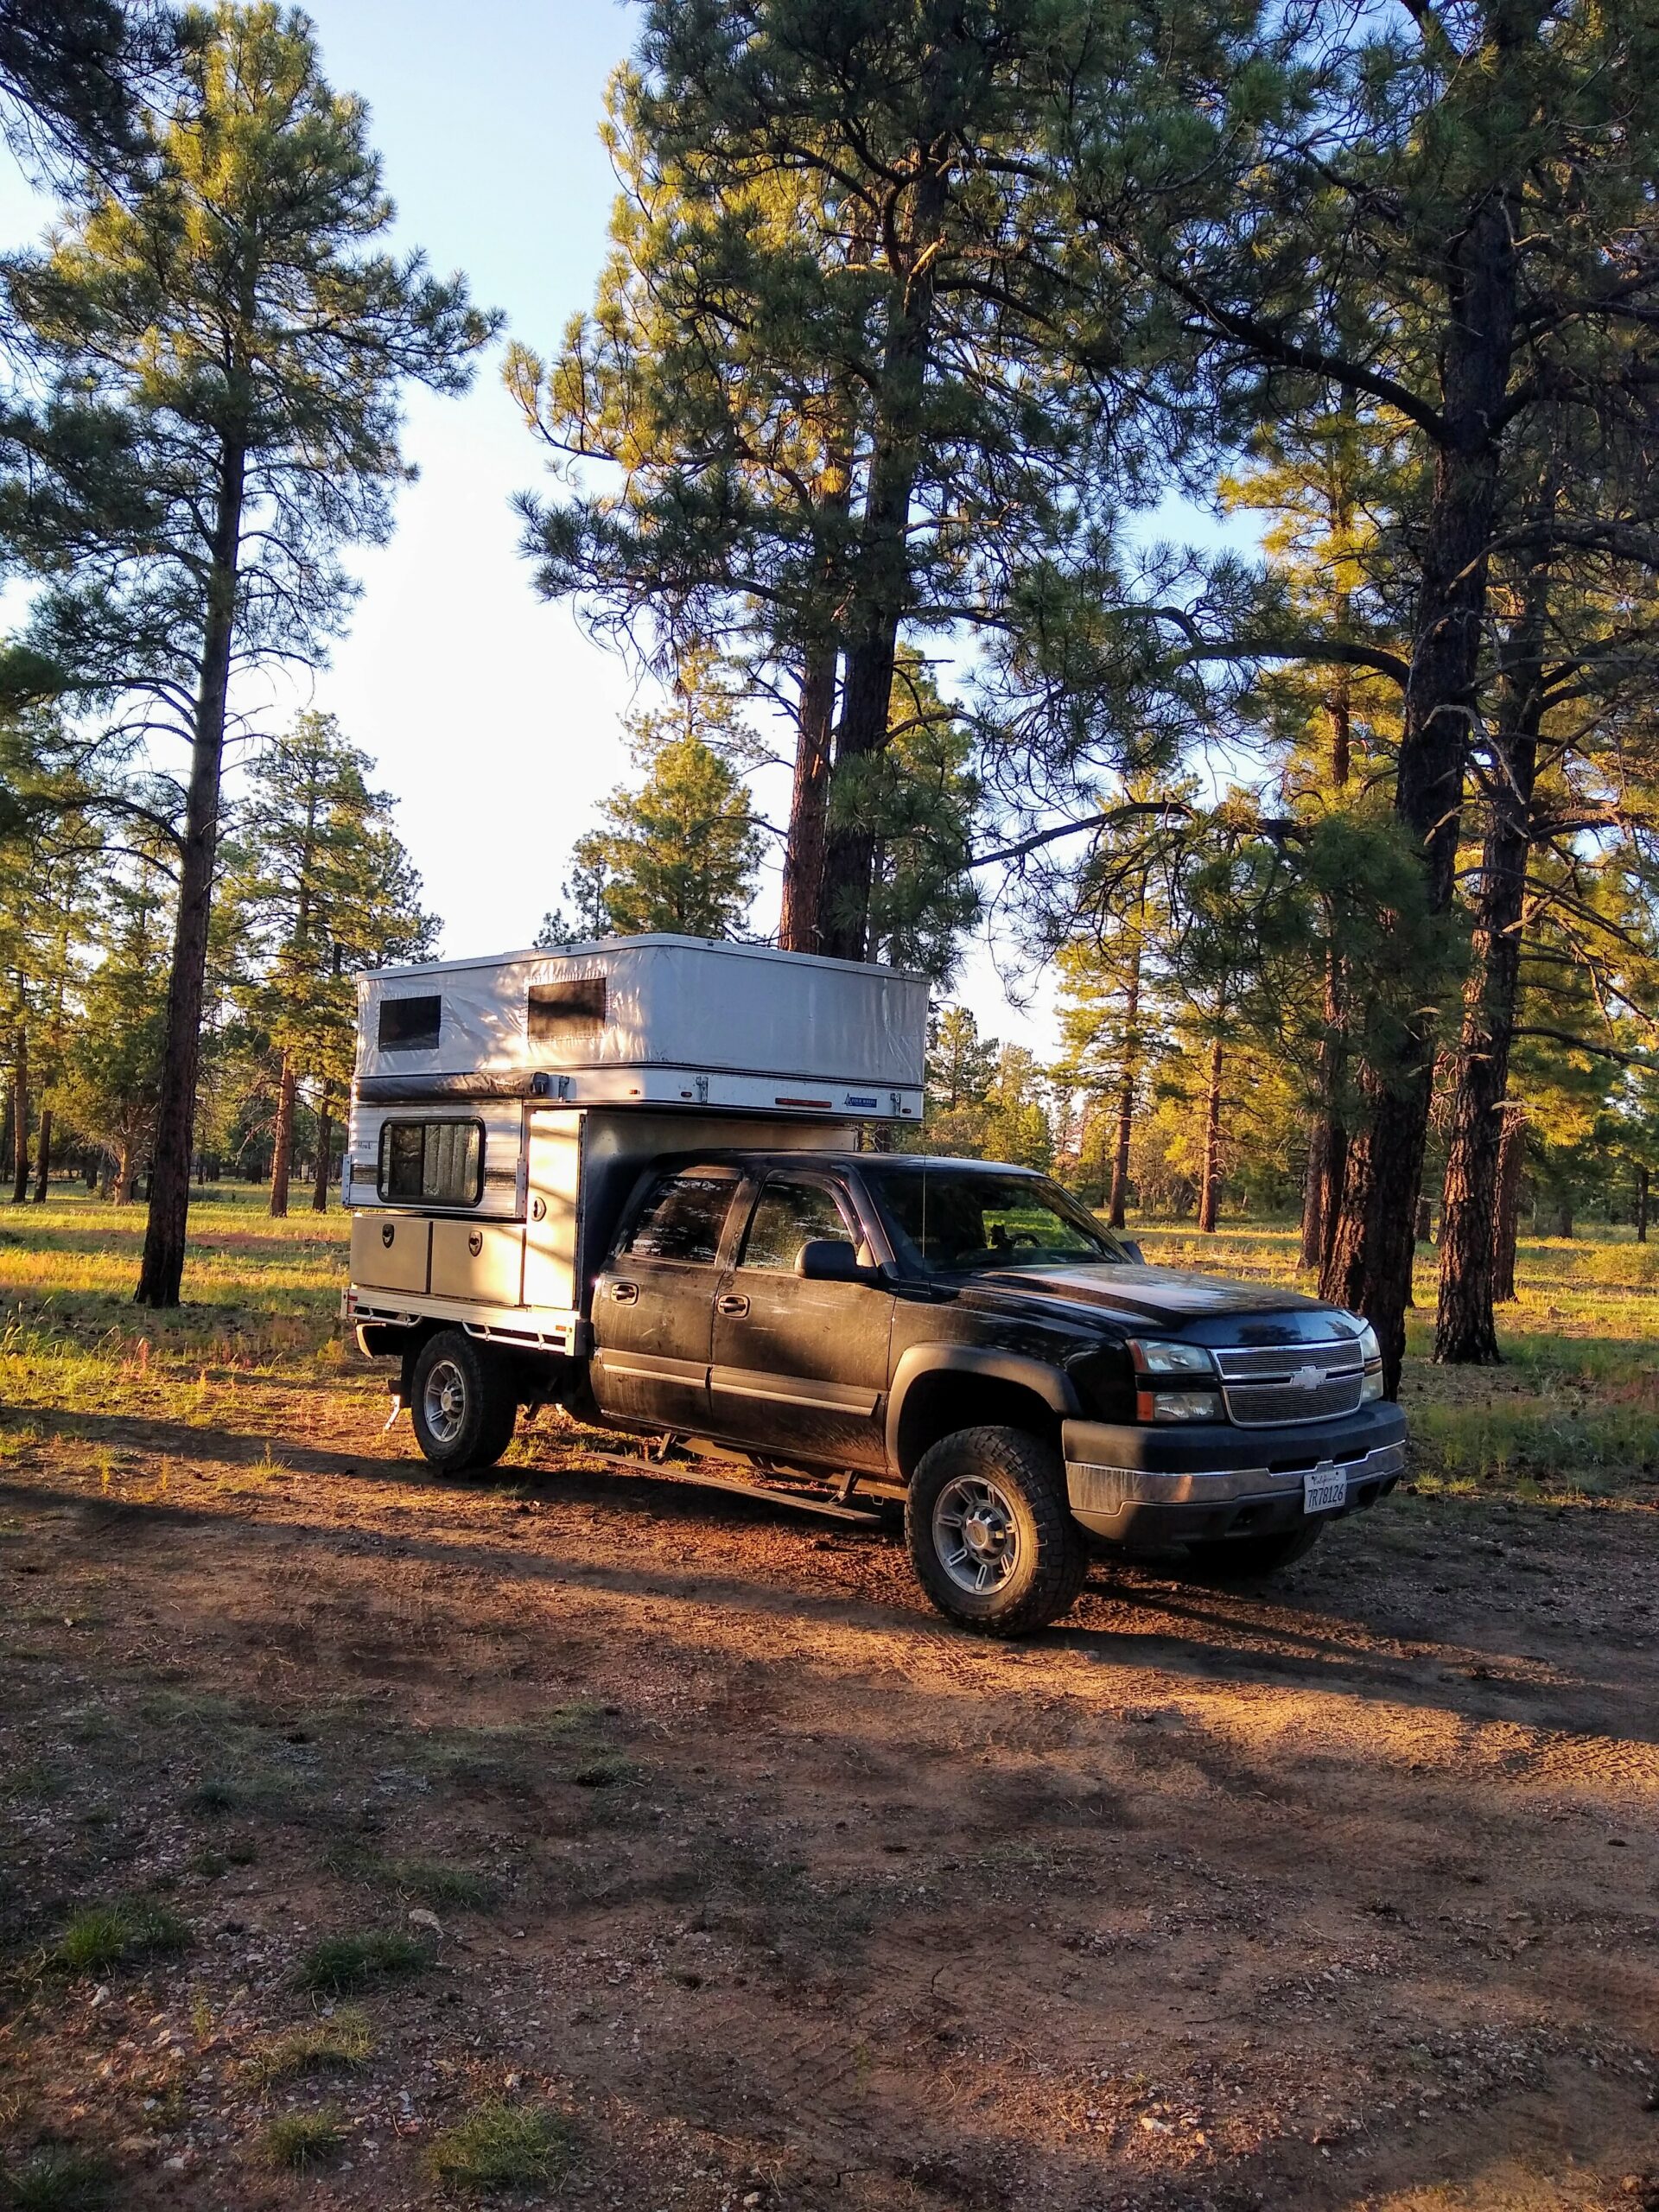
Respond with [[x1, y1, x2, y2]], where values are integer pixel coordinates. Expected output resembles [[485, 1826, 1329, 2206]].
[[1177, 1522, 1324, 1582], [906, 1427, 1087, 1637], [410, 1330, 517, 1473]]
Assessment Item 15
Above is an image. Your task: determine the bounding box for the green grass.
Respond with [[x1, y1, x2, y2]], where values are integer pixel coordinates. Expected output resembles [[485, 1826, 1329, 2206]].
[[50, 1899, 189, 1976], [261, 2106, 346, 2172], [425, 2101, 571, 2195], [0, 2150, 113, 2211], [245, 2005, 374, 2084], [326, 1847, 499, 1910], [291, 1928, 430, 1995]]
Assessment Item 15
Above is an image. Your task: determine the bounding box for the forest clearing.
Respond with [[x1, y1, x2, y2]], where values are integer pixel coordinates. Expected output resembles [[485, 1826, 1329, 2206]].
[[1, 1192, 1656, 2211]]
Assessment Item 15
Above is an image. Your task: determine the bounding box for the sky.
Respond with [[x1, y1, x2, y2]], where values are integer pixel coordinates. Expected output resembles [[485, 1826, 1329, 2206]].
[[0, 0, 1145, 1053]]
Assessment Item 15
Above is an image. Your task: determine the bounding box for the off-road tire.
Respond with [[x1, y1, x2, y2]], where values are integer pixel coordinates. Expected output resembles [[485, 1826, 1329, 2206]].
[[410, 1330, 517, 1473], [1177, 1522, 1324, 1582], [906, 1426, 1087, 1637]]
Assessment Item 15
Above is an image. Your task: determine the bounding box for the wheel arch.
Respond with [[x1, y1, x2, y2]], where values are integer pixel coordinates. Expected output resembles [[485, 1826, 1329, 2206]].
[[887, 1345, 1081, 1480]]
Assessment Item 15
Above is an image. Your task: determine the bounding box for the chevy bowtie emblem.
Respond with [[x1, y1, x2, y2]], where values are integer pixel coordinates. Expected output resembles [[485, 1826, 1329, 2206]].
[[1290, 1364, 1328, 1390]]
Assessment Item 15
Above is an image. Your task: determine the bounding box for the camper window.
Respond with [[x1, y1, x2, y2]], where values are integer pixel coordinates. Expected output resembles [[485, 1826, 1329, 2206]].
[[377, 1118, 484, 1208], [527, 976, 607, 1040], [378, 994, 442, 1051]]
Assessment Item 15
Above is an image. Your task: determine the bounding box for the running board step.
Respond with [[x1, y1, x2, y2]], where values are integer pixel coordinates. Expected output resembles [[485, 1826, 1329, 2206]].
[[583, 1452, 886, 1525]]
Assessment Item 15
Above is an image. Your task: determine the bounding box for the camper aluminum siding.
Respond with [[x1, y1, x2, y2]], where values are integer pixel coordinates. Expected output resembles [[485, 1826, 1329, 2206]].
[[351, 936, 927, 1126]]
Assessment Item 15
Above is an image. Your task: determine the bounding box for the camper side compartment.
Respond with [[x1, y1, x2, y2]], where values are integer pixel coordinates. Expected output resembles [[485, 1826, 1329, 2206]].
[[351, 1213, 430, 1295]]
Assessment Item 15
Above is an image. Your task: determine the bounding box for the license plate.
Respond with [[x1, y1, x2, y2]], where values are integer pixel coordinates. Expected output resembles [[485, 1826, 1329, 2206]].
[[1303, 1462, 1348, 1514]]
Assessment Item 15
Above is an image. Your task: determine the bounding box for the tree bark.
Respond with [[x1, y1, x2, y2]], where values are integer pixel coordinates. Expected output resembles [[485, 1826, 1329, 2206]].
[[1198, 1038, 1224, 1233], [10, 1023, 29, 1204], [1491, 1105, 1524, 1300], [1108, 932, 1141, 1230], [1433, 565, 1544, 1363], [1635, 1163, 1649, 1245], [113, 1134, 134, 1205], [778, 642, 837, 954], [32, 1107, 51, 1202], [269, 1052, 296, 1217], [819, 163, 949, 961], [312, 1084, 333, 1212], [1300, 1117, 1328, 1270], [137, 445, 245, 1306], [1324, 188, 1517, 1395]]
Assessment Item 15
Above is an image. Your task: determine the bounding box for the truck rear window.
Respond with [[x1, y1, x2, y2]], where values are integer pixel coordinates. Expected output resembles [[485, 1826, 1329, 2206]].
[[620, 1173, 734, 1264]]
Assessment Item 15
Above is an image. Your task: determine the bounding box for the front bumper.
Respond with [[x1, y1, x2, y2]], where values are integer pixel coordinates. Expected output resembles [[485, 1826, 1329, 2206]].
[[1062, 1402, 1408, 1550]]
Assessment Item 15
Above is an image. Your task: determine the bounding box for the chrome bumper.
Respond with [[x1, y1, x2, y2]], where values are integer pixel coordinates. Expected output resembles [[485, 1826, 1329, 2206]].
[[1066, 1438, 1407, 1517]]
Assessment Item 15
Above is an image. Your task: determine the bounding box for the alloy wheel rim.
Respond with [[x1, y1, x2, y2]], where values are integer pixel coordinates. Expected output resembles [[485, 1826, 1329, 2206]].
[[932, 1474, 1020, 1595], [423, 1358, 468, 1446]]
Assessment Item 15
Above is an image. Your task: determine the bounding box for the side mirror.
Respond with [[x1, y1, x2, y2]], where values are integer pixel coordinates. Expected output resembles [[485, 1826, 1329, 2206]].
[[1119, 1238, 1145, 1264], [796, 1237, 872, 1284]]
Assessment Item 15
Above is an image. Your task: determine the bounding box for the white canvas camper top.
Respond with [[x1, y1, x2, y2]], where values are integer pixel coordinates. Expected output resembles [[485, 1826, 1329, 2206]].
[[354, 934, 927, 1120]]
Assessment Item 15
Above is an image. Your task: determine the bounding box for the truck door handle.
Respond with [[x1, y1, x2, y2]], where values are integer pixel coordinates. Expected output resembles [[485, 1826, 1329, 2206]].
[[610, 1281, 639, 1305], [716, 1293, 749, 1318]]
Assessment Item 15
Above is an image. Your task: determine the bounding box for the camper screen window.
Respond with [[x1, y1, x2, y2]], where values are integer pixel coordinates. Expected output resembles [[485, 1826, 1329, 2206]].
[[378, 994, 442, 1052], [377, 1119, 483, 1208], [527, 976, 607, 1040]]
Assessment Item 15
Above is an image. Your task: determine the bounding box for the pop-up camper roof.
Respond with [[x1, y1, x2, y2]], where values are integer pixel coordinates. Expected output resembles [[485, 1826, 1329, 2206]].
[[354, 935, 927, 1122]]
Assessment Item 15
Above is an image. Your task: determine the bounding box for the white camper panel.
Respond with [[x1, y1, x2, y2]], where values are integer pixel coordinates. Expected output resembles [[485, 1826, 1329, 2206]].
[[347, 1108, 855, 1349], [354, 936, 926, 1121]]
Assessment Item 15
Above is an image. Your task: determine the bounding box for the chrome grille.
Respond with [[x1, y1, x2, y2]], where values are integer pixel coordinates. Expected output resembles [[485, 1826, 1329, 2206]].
[[1212, 1339, 1364, 1427]]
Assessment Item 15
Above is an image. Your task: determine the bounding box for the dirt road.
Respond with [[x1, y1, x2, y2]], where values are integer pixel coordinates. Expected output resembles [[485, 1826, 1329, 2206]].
[[3, 1380, 1657, 2209]]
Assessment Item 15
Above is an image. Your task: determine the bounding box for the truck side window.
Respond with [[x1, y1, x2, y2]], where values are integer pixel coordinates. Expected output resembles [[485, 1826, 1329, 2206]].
[[377, 1119, 483, 1207], [620, 1173, 733, 1264], [739, 1179, 854, 1272]]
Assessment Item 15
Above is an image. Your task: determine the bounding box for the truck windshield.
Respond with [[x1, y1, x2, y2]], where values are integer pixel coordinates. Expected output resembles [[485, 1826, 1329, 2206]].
[[861, 1165, 1128, 1276]]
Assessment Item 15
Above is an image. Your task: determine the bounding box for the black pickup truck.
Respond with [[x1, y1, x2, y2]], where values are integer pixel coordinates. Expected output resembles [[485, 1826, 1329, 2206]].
[[381, 1148, 1407, 1637]]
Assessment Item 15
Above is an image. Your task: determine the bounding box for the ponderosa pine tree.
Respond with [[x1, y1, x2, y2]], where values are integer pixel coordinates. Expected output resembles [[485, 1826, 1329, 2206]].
[[0, 3, 496, 1301], [511, 0, 1135, 964], [226, 711, 437, 1217], [1054, 0, 1659, 1389]]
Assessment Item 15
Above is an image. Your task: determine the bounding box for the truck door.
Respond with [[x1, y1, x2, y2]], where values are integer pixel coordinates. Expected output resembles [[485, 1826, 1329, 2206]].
[[708, 1172, 893, 1471], [589, 1166, 741, 1431]]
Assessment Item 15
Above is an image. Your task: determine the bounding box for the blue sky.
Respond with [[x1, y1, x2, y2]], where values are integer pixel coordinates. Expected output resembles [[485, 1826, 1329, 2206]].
[[0, 0, 1151, 1053]]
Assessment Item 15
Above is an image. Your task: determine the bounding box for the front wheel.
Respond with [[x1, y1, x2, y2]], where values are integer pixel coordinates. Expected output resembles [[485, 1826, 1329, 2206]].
[[1176, 1522, 1324, 1582], [410, 1330, 517, 1473], [906, 1427, 1087, 1637]]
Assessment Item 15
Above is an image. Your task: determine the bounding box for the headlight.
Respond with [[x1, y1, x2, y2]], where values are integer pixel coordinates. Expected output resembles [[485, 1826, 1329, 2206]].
[[1128, 1338, 1214, 1377], [1127, 1340, 1220, 1422], [1356, 1319, 1384, 1401], [1143, 1387, 1221, 1423]]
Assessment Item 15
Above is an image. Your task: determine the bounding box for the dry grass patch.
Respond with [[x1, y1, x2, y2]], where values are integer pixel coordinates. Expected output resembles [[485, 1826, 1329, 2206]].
[[426, 2101, 571, 2195], [245, 2005, 374, 2084], [262, 2105, 346, 2172]]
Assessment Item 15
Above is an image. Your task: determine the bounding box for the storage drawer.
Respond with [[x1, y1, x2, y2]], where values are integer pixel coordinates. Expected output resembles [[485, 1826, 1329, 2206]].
[[351, 1213, 429, 1294], [429, 1218, 525, 1306]]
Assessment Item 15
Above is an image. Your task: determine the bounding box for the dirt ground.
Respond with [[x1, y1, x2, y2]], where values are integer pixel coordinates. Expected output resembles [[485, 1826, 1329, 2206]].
[[3, 1366, 1658, 2212]]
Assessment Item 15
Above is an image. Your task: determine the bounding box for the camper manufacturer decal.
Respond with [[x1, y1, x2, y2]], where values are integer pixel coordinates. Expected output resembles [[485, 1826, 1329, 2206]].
[[843, 1094, 879, 1109]]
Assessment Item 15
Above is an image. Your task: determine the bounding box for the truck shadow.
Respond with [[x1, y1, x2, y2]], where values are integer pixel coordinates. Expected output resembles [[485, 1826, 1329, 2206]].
[[3, 1408, 1654, 1756]]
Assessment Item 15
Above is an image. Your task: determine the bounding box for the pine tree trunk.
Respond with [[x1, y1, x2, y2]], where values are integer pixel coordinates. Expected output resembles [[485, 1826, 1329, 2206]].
[[1635, 1164, 1649, 1244], [1491, 1107, 1524, 1300], [819, 164, 948, 962], [1319, 1122, 1347, 1281], [10, 1025, 29, 1205], [1198, 1038, 1223, 1234], [1108, 941, 1141, 1230], [137, 446, 245, 1306], [1324, 193, 1517, 1395], [269, 1053, 296, 1218], [1553, 1197, 1573, 1240], [32, 1108, 51, 1202], [113, 1135, 134, 1205], [778, 643, 837, 954], [1433, 570, 1543, 1363], [312, 1086, 332, 1212], [1300, 1115, 1330, 1269]]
